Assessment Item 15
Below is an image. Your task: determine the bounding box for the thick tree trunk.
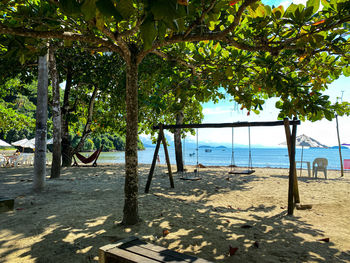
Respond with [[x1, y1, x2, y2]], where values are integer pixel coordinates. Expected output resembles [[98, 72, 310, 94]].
[[61, 66, 73, 167], [122, 53, 140, 225], [33, 53, 48, 192], [174, 110, 184, 172], [49, 47, 61, 179]]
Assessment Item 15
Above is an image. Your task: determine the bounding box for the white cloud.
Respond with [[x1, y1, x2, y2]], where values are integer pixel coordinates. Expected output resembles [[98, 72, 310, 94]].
[[202, 106, 235, 115]]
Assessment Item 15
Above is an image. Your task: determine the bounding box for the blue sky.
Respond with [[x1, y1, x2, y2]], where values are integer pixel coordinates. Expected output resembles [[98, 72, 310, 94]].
[[196, 76, 349, 147], [183, 0, 350, 148]]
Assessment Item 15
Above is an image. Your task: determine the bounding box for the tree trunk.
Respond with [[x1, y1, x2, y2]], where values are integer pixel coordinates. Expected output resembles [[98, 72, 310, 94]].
[[122, 52, 140, 225], [49, 46, 61, 179], [174, 110, 184, 172], [73, 85, 98, 154], [61, 66, 73, 167], [33, 53, 48, 192]]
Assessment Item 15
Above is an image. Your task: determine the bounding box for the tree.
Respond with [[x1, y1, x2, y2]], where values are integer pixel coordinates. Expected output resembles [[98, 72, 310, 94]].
[[33, 52, 48, 192], [54, 48, 126, 166], [1, 0, 349, 224], [49, 45, 61, 179]]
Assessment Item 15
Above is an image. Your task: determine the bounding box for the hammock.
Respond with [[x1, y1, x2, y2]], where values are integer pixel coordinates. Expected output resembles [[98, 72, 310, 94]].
[[73, 146, 103, 167]]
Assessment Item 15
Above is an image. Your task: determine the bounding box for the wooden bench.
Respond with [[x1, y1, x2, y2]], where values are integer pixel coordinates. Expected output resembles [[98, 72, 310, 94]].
[[99, 236, 212, 263], [0, 197, 14, 212]]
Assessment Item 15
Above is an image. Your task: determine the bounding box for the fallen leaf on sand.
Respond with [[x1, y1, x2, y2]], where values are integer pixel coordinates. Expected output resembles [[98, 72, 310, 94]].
[[162, 229, 169, 237], [229, 245, 238, 256]]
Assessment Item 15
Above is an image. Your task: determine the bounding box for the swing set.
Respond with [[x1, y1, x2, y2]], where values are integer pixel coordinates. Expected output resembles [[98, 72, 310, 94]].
[[145, 119, 301, 215]]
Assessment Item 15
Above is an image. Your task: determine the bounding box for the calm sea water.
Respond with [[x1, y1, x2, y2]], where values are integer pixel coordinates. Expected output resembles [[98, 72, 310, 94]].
[[96, 146, 350, 170]]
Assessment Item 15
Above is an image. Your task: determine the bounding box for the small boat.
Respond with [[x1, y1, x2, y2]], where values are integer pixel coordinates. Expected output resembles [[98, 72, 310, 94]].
[[205, 149, 212, 152]]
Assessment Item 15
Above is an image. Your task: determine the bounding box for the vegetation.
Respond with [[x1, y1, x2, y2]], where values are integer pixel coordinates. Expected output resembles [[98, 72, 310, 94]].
[[0, 76, 143, 151], [0, 0, 349, 224]]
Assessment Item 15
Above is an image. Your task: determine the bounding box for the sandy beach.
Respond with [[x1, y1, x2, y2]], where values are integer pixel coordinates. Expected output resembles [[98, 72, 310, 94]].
[[1, 164, 350, 262]]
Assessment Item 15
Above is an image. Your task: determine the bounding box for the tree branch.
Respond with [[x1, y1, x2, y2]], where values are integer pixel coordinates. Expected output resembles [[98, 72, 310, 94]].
[[0, 23, 125, 57], [183, 0, 218, 39], [151, 50, 202, 79]]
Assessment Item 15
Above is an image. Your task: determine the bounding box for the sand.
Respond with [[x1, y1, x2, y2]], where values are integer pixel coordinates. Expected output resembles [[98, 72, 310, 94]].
[[1, 164, 350, 263]]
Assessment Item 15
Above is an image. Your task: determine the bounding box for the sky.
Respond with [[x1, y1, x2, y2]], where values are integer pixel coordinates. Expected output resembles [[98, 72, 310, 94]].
[[193, 76, 349, 147], [172, 0, 350, 148]]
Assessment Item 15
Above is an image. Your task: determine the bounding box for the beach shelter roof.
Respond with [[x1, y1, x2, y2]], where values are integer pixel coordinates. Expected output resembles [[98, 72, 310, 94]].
[[0, 139, 11, 147], [22, 138, 36, 149], [11, 138, 29, 147], [295, 134, 328, 148], [280, 134, 328, 148], [11, 138, 53, 149]]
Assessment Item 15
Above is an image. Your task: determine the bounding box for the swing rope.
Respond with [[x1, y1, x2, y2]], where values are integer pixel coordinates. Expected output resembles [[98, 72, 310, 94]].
[[196, 128, 199, 168], [182, 135, 186, 174], [248, 126, 253, 170], [230, 127, 235, 173]]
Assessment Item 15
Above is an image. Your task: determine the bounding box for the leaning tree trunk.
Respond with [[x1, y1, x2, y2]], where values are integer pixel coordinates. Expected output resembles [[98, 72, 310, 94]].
[[174, 110, 184, 172], [122, 53, 140, 225], [61, 66, 73, 167], [33, 53, 48, 192], [73, 85, 98, 154], [49, 46, 61, 179]]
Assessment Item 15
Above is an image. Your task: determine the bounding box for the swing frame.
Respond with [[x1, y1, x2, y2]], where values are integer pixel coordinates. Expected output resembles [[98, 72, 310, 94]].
[[145, 119, 301, 216]]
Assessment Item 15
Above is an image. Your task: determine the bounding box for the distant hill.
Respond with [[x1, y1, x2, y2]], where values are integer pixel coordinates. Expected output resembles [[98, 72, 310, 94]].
[[216, 146, 227, 149], [330, 146, 348, 149], [199, 145, 212, 148]]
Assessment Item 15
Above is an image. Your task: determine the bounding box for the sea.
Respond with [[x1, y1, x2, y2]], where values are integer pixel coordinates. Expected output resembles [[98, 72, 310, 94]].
[[96, 145, 350, 170]]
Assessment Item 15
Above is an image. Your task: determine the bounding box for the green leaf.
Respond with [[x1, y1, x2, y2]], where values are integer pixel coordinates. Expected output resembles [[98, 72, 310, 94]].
[[19, 53, 25, 65], [96, 0, 122, 20], [81, 0, 96, 21], [115, 0, 134, 19], [140, 16, 157, 50], [59, 0, 81, 15], [228, 15, 234, 23], [272, 5, 284, 19], [306, 0, 320, 15], [157, 21, 167, 42], [95, 9, 105, 30], [321, 0, 330, 8], [343, 66, 350, 77]]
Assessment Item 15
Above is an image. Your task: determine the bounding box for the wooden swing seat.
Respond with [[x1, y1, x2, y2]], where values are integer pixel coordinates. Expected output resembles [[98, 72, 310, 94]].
[[228, 169, 255, 175], [180, 170, 201, 180], [180, 176, 201, 181]]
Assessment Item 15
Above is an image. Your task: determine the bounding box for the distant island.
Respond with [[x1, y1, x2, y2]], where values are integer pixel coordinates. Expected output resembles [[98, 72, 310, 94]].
[[330, 146, 348, 149], [216, 146, 227, 149], [199, 145, 212, 148]]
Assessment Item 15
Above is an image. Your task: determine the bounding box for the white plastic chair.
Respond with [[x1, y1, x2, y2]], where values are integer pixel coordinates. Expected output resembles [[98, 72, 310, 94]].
[[312, 158, 328, 179], [13, 155, 26, 167]]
